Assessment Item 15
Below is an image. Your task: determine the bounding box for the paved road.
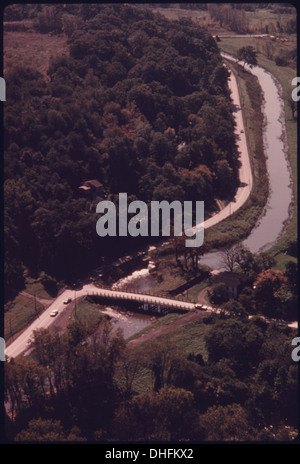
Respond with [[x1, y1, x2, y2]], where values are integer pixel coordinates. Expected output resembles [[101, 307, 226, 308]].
[[6, 280, 297, 358], [202, 64, 253, 230], [5, 284, 200, 358]]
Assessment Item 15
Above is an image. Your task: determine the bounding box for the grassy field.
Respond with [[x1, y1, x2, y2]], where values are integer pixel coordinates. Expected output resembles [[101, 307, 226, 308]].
[[126, 312, 183, 343], [157, 316, 211, 359], [3, 31, 68, 78], [24, 279, 59, 300], [4, 295, 44, 341], [69, 297, 107, 332], [243, 6, 296, 34], [152, 4, 296, 34]]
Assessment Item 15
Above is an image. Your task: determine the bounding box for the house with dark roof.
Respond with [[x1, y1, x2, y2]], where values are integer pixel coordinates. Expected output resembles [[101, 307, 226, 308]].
[[79, 179, 103, 191], [213, 271, 246, 299]]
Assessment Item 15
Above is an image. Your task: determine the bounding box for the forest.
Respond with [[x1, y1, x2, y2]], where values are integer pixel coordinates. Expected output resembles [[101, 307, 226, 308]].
[[4, 4, 240, 300], [4, 313, 298, 442]]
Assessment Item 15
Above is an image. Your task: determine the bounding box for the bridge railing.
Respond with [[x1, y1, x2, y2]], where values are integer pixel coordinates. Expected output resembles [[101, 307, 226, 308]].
[[86, 288, 195, 309], [90, 283, 195, 304]]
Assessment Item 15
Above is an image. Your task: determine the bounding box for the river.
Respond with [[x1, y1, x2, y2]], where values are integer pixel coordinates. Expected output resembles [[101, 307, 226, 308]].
[[200, 53, 293, 270], [98, 263, 158, 339]]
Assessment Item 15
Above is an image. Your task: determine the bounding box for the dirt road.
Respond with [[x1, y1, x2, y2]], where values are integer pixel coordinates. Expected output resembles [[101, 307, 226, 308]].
[[127, 309, 208, 349]]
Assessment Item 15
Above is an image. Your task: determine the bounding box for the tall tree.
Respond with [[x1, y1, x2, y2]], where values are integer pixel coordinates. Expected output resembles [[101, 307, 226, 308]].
[[238, 46, 258, 69]]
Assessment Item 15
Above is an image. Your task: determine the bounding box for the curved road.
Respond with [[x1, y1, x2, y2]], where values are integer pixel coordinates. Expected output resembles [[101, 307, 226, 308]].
[[202, 65, 253, 230]]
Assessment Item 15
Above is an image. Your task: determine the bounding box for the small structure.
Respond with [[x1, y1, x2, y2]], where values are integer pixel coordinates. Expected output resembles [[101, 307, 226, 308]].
[[214, 272, 245, 299], [79, 179, 103, 192]]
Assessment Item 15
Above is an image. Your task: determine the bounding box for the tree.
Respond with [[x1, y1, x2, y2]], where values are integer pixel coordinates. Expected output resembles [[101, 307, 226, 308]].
[[61, 13, 81, 38], [288, 92, 297, 120], [146, 339, 180, 392], [223, 299, 248, 320], [113, 387, 196, 441], [5, 357, 47, 420], [197, 404, 253, 441], [284, 261, 297, 292], [15, 418, 67, 442], [205, 319, 264, 377], [238, 46, 258, 69], [118, 347, 143, 398], [209, 282, 228, 305], [253, 269, 287, 317], [220, 244, 243, 272], [154, 386, 195, 441]]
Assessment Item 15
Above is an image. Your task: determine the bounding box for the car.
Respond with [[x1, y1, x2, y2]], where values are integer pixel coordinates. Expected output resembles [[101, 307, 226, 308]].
[[50, 309, 58, 317], [63, 298, 72, 304], [194, 303, 203, 310]]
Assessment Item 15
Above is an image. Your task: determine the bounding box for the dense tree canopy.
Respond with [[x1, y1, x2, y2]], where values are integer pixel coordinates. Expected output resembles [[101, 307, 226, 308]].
[[5, 313, 297, 442], [4, 4, 240, 298]]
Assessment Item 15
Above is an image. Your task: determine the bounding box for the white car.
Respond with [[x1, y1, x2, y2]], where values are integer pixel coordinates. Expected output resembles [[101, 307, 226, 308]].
[[194, 303, 203, 309], [50, 309, 58, 317], [63, 298, 72, 304]]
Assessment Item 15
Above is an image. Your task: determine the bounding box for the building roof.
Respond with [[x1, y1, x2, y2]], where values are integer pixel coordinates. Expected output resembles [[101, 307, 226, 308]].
[[214, 272, 243, 288], [84, 179, 103, 188], [79, 179, 103, 190]]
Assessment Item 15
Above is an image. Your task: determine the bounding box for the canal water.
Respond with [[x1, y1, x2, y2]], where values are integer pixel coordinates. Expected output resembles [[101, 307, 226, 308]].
[[100, 261, 158, 339], [99, 304, 155, 340], [200, 53, 293, 270]]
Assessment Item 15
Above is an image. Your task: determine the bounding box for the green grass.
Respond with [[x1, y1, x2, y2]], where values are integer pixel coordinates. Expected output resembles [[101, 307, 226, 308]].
[[271, 254, 297, 273], [244, 6, 296, 33], [181, 279, 211, 303], [161, 317, 211, 359], [152, 4, 296, 35], [4, 30, 68, 78], [129, 315, 213, 394], [24, 280, 58, 300], [4, 295, 44, 340], [126, 312, 182, 343], [70, 297, 106, 332]]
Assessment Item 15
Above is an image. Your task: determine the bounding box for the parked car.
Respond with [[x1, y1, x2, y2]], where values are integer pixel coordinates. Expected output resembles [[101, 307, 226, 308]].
[[63, 298, 72, 304], [194, 303, 203, 309], [50, 309, 58, 317]]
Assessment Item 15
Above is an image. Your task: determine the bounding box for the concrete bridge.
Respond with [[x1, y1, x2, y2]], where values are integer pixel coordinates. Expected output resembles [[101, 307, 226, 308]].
[[86, 286, 199, 314], [5, 283, 204, 359]]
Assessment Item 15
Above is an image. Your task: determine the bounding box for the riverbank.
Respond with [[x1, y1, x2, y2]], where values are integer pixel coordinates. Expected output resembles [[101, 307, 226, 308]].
[[203, 59, 267, 251], [218, 37, 297, 268]]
